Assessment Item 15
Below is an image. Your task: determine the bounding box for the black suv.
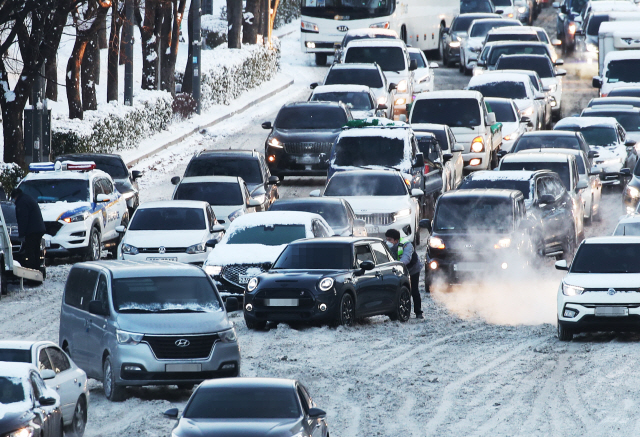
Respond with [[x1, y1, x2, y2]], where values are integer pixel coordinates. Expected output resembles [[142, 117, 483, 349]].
[[262, 102, 353, 178], [172, 149, 279, 211], [243, 237, 412, 329]]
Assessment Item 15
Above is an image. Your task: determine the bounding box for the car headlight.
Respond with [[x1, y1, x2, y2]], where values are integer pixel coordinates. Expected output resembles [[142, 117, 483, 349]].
[[494, 238, 511, 249], [318, 277, 334, 291], [377, 96, 387, 105], [397, 80, 408, 93], [7, 427, 35, 437], [247, 277, 259, 292], [369, 21, 389, 28], [586, 43, 598, 53], [395, 97, 406, 105], [122, 243, 139, 255], [204, 265, 223, 276], [228, 209, 244, 222], [268, 137, 282, 148], [219, 328, 237, 343], [625, 185, 640, 198], [518, 6, 526, 13], [471, 136, 484, 153], [562, 283, 584, 296], [568, 22, 576, 35], [520, 106, 534, 117], [62, 210, 90, 223], [428, 236, 445, 249], [301, 20, 319, 33], [449, 41, 461, 48], [394, 208, 411, 220], [186, 242, 206, 254], [116, 329, 144, 345]]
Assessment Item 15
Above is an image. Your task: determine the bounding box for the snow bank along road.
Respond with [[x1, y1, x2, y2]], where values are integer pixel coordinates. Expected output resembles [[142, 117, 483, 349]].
[[4, 8, 640, 436]]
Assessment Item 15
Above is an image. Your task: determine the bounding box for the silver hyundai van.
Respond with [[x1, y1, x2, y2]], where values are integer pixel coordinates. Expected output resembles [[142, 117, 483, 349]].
[[59, 260, 240, 401]]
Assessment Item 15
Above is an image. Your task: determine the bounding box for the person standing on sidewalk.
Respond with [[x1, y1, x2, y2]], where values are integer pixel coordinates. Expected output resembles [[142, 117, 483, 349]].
[[385, 229, 423, 319], [11, 188, 45, 270]]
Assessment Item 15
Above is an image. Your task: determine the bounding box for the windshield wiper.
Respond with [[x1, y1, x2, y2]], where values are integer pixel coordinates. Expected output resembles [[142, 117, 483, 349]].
[[157, 308, 207, 313], [117, 308, 156, 313]]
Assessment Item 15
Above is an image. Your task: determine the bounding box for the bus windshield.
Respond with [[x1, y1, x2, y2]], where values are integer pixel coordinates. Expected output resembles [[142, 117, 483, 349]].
[[302, 0, 395, 20]]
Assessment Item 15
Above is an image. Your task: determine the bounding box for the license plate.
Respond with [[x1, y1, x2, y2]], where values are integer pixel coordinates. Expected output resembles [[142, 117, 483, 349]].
[[147, 257, 178, 261], [366, 225, 379, 234], [296, 155, 320, 164], [595, 307, 629, 317], [265, 299, 299, 307], [453, 262, 485, 271], [165, 363, 202, 372], [239, 274, 258, 284]]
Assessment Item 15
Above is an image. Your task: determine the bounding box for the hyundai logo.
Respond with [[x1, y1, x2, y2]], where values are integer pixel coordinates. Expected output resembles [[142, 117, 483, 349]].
[[175, 339, 190, 347], [159, 246, 166, 254], [608, 288, 616, 296], [337, 25, 349, 32]]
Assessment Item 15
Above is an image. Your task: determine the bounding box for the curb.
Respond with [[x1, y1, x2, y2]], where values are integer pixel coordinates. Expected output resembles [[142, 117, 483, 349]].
[[126, 76, 295, 167]]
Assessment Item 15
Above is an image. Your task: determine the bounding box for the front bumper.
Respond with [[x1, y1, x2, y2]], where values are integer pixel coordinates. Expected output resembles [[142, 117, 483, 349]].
[[359, 215, 414, 240], [244, 288, 339, 323], [45, 220, 92, 257], [121, 251, 208, 264], [425, 251, 521, 284], [266, 145, 330, 177], [462, 152, 489, 171], [558, 302, 640, 332]]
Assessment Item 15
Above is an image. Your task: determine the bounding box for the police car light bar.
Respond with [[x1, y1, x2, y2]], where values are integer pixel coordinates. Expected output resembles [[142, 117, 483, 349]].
[[28, 162, 56, 172], [63, 161, 96, 171]]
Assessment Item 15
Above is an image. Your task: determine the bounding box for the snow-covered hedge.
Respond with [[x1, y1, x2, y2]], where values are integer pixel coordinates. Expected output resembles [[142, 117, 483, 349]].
[[0, 163, 25, 198], [51, 91, 173, 157], [202, 15, 227, 49]]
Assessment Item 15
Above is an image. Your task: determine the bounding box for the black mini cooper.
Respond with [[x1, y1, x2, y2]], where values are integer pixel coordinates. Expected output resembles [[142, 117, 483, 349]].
[[243, 237, 412, 329]]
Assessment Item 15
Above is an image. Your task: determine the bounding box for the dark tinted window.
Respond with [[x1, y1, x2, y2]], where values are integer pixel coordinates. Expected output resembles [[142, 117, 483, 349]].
[[112, 276, 221, 313], [414, 128, 448, 150], [0, 349, 30, 363], [270, 201, 348, 227], [226, 224, 307, 245], [56, 156, 129, 179], [536, 30, 549, 44], [487, 34, 539, 42], [310, 91, 373, 110], [556, 125, 617, 146], [460, 178, 532, 199], [586, 14, 608, 36], [0, 377, 25, 403], [20, 179, 89, 203], [175, 182, 243, 206], [129, 207, 206, 230], [500, 160, 570, 189], [275, 106, 347, 130], [184, 386, 301, 419], [495, 56, 554, 78], [409, 51, 426, 67], [302, 0, 394, 20], [470, 82, 527, 99], [485, 100, 517, 122], [590, 98, 640, 109], [613, 222, 640, 236], [344, 46, 406, 72], [606, 60, 640, 84], [461, 0, 493, 13], [492, 0, 511, 5], [325, 173, 407, 196], [325, 68, 384, 89], [512, 135, 580, 152], [411, 98, 481, 127], [46, 348, 71, 373], [609, 88, 640, 98], [434, 197, 513, 232], [470, 20, 514, 37], [571, 243, 640, 273], [0, 203, 16, 224], [64, 268, 99, 311], [274, 244, 352, 269], [488, 45, 548, 66], [584, 111, 640, 132], [184, 157, 262, 183], [334, 136, 405, 167], [38, 349, 52, 371], [452, 15, 485, 32]]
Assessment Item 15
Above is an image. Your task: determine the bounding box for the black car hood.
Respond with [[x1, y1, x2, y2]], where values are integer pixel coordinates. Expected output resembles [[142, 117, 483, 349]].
[[114, 178, 134, 194], [0, 409, 34, 434], [175, 417, 301, 437], [272, 128, 341, 144], [431, 231, 514, 252]]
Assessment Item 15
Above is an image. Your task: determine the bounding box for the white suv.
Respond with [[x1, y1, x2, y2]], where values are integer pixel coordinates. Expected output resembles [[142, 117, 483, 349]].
[[556, 237, 640, 341]]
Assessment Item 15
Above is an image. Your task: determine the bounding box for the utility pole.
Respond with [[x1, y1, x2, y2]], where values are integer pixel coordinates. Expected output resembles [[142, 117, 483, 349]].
[[192, 0, 202, 114], [124, 0, 134, 106]]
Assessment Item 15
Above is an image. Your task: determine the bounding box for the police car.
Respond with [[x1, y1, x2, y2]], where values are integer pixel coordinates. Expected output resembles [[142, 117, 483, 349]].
[[18, 161, 129, 260]]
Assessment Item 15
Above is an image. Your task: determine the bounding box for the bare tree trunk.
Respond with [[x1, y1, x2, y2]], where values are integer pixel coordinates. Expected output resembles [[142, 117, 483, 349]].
[[227, 0, 242, 49], [243, 0, 261, 44], [45, 56, 58, 101], [108, 0, 124, 102], [182, 0, 195, 94], [260, 0, 269, 41], [160, 0, 186, 93], [82, 33, 99, 111], [140, 0, 160, 89], [97, 13, 108, 49], [0, 63, 25, 164], [66, 37, 88, 119], [158, 0, 172, 91]]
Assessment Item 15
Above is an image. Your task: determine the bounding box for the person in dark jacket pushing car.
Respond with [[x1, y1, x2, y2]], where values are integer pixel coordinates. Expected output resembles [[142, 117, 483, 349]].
[[385, 229, 423, 319], [11, 188, 45, 270]]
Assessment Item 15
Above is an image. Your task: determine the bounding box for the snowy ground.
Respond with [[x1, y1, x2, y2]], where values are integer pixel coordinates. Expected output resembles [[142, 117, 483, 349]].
[[4, 7, 640, 437]]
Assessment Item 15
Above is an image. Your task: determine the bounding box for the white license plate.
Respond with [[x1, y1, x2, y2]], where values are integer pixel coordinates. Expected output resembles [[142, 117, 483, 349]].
[[297, 155, 320, 164], [238, 274, 258, 284], [453, 262, 485, 271], [366, 225, 379, 234], [265, 299, 299, 307], [147, 257, 178, 262], [165, 363, 202, 372], [595, 307, 629, 317]]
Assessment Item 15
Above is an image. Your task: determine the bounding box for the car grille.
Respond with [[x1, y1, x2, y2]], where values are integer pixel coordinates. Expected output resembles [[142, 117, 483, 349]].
[[283, 142, 333, 155], [222, 264, 268, 287], [138, 247, 188, 254], [44, 221, 63, 236], [582, 289, 640, 294], [142, 334, 220, 360], [356, 213, 396, 226]]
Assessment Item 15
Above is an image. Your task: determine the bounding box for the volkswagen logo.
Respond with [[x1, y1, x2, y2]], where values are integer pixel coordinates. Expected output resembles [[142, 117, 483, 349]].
[[175, 339, 190, 347], [608, 288, 616, 296], [337, 25, 349, 31], [159, 246, 166, 254]]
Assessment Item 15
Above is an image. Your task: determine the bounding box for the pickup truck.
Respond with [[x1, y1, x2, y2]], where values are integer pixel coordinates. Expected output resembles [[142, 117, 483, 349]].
[[409, 90, 502, 172]]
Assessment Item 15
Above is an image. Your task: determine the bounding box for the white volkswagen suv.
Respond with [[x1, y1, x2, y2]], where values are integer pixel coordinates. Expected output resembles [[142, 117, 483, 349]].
[[556, 237, 640, 341]]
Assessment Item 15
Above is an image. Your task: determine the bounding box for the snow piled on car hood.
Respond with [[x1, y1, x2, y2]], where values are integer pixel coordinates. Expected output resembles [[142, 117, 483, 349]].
[[340, 196, 411, 213], [205, 243, 287, 266]]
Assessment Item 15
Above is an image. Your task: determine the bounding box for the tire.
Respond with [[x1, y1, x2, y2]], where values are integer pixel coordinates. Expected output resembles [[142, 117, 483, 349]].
[[390, 286, 411, 322], [0, 262, 7, 296], [70, 396, 87, 437], [102, 356, 125, 402], [414, 220, 421, 246], [464, 63, 472, 76], [557, 321, 574, 341], [245, 317, 267, 330], [84, 227, 101, 262], [334, 292, 355, 327], [424, 269, 432, 293], [315, 53, 327, 66]]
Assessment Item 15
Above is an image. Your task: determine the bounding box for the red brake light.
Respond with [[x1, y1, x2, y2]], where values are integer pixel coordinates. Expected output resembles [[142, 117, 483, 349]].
[[424, 164, 431, 174]]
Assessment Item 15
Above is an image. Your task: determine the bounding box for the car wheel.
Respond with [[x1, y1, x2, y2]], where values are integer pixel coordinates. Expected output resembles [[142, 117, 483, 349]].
[[557, 321, 574, 341], [84, 227, 101, 262], [391, 286, 411, 322], [245, 317, 267, 330], [103, 356, 126, 402], [315, 53, 327, 66], [71, 396, 87, 437], [335, 292, 355, 326], [414, 220, 421, 246]]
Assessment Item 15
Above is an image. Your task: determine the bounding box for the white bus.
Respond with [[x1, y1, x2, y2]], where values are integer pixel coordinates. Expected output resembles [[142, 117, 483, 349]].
[[301, 0, 460, 65]]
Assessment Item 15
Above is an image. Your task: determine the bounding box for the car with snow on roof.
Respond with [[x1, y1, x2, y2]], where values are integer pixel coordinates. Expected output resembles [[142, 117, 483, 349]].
[[309, 84, 385, 119]]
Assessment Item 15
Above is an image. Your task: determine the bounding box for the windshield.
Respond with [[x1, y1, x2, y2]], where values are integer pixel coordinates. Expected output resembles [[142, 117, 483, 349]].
[[60, 156, 129, 179], [0, 204, 16, 224], [501, 160, 570, 189], [487, 34, 539, 43], [452, 15, 484, 32], [496, 56, 553, 78], [226, 224, 307, 245], [609, 88, 640, 98], [606, 60, 640, 84], [20, 179, 89, 203], [470, 82, 528, 99], [559, 126, 618, 146], [571, 243, 640, 273], [587, 14, 608, 36], [129, 208, 206, 231], [184, 386, 301, 419], [470, 20, 513, 37], [434, 197, 513, 232], [302, 0, 394, 20], [275, 106, 347, 130], [343, 33, 397, 46], [460, 179, 532, 199], [325, 173, 407, 196], [0, 349, 30, 363], [486, 100, 516, 122], [461, 0, 493, 13], [311, 91, 373, 111], [492, 0, 512, 5], [409, 51, 426, 68], [174, 182, 243, 206], [344, 46, 406, 72], [269, 202, 348, 227], [274, 243, 353, 269], [184, 157, 262, 184], [112, 276, 220, 313], [411, 98, 481, 127], [334, 136, 405, 167], [513, 135, 580, 152], [325, 68, 383, 88], [488, 45, 548, 66], [585, 111, 640, 132], [614, 223, 640, 236], [0, 377, 25, 404]]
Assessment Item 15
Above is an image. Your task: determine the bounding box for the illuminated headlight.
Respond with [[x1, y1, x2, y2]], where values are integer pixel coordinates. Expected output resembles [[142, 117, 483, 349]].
[[494, 238, 511, 249], [377, 96, 387, 105], [7, 426, 35, 437], [268, 137, 283, 148], [219, 328, 237, 343], [122, 243, 139, 255], [204, 265, 222, 276], [394, 208, 411, 220], [625, 185, 640, 198], [429, 260, 438, 270], [562, 283, 584, 296], [449, 41, 461, 48], [469, 158, 482, 166], [318, 277, 334, 291], [470, 136, 484, 153], [568, 23, 576, 35], [301, 21, 319, 33], [395, 98, 406, 105], [228, 208, 245, 222], [507, 13, 514, 17], [116, 329, 143, 345], [428, 236, 445, 250], [186, 242, 206, 254], [397, 80, 408, 93], [518, 6, 526, 13], [520, 106, 534, 117], [586, 43, 598, 53], [370, 21, 390, 29], [306, 42, 316, 49], [247, 277, 259, 292], [62, 210, 90, 223]]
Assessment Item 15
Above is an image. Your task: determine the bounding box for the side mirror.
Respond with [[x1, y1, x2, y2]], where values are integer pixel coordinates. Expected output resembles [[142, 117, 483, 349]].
[[486, 112, 496, 125], [555, 69, 567, 77], [497, 150, 507, 159], [590, 166, 602, 175], [429, 62, 439, 69], [560, 4, 567, 14], [377, 103, 388, 110], [418, 218, 432, 233], [211, 224, 225, 233], [411, 188, 424, 197], [38, 396, 57, 407], [115, 225, 126, 234], [164, 408, 179, 419], [535, 92, 546, 100], [542, 86, 551, 92], [443, 152, 453, 163], [477, 60, 486, 67], [205, 239, 218, 248], [409, 59, 418, 71], [217, 219, 226, 224], [261, 121, 273, 129], [539, 194, 555, 205], [554, 59, 564, 66], [308, 408, 327, 419], [171, 176, 181, 185], [389, 83, 397, 92], [620, 168, 632, 176], [443, 27, 450, 34], [88, 300, 109, 316], [452, 143, 464, 152], [360, 260, 375, 271], [225, 297, 239, 312], [495, 9, 504, 14], [309, 83, 318, 90], [40, 369, 56, 380], [555, 260, 568, 271], [520, 115, 531, 123], [248, 198, 261, 207], [131, 170, 142, 180], [96, 194, 110, 202], [592, 76, 602, 89], [588, 150, 598, 159], [552, 38, 562, 46], [626, 140, 637, 148], [309, 189, 321, 197], [268, 175, 281, 185], [576, 179, 588, 190], [413, 153, 425, 168]]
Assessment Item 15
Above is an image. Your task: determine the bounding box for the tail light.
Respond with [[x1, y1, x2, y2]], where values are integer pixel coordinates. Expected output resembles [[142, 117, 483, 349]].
[[424, 164, 431, 174]]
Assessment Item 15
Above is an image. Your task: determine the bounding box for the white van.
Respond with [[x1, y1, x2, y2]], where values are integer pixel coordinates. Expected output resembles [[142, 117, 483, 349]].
[[593, 49, 640, 97], [596, 21, 640, 77]]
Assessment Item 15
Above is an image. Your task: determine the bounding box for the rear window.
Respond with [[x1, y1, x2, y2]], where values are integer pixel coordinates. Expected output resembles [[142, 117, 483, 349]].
[[275, 106, 347, 130], [411, 98, 481, 127], [461, 0, 494, 13], [609, 88, 640, 98], [613, 222, 640, 236], [325, 173, 407, 196], [226, 224, 307, 246], [584, 111, 640, 132], [571, 243, 640, 273], [310, 91, 373, 111], [0, 349, 31, 363], [500, 160, 570, 189], [512, 135, 580, 152], [325, 68, 383, 89], [184, 157, 262, 184], [129, 208, 206, 231], [586, 15, 608, 36], [333, 136, 405, 167], [495, 56, 554, 78], [344, 46, 406, 72], [273, 243, 353, 269], [460, 178, 532, 199], [269, 201, 348, 227], [470, 20, 513, 37], [556, 125, 618, 147], [485, 100, 517, 122], [469, 81, 527, 99], [174, 182, 243, 206], [488, 45, 548, 66], [486, 34, 539, 43]]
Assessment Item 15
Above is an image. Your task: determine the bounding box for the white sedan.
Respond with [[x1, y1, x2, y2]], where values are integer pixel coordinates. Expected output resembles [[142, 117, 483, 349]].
[[408, 47, 438, 94], [0, 340, 89, 436]]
